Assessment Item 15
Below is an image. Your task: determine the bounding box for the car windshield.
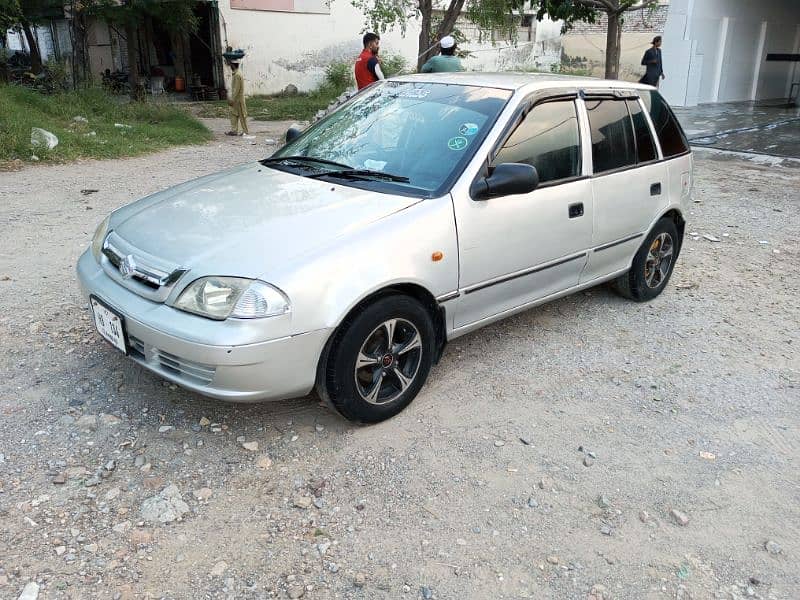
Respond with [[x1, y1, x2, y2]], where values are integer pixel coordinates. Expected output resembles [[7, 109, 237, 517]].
[[270, 81, 512, 196]]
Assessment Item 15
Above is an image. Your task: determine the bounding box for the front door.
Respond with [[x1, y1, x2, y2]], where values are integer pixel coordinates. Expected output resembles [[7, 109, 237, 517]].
[[452, 98, 593, 329]]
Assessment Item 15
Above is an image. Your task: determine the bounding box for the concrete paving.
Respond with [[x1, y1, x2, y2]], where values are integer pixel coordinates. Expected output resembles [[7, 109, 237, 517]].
[[673, 99, 800, 158]]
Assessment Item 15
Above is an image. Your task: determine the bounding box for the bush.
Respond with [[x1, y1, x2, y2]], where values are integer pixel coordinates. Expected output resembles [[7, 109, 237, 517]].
[[381, 54, 407, 78], [323, 62, 354, 95]]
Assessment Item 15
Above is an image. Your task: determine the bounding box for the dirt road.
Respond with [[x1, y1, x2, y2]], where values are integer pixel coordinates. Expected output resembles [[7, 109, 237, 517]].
[[1, 124, 798, 600]]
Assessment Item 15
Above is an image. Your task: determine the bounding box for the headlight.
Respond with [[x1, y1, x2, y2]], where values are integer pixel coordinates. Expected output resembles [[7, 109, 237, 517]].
[[173, 277, 290, 320], [91, 215, 111, 262]]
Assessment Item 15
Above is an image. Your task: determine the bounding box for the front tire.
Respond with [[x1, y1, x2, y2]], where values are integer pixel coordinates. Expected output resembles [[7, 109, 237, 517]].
[[613, 218, 680, 302], [320, 295, 436, 423]]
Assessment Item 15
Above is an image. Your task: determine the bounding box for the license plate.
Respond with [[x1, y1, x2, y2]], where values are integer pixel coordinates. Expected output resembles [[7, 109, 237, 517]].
[[90, 296, 128, 354]]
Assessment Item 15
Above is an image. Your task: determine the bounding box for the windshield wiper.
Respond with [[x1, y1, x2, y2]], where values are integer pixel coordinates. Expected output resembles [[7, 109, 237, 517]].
[[260, 155, 353, 170], [309, 169, 410, 183]]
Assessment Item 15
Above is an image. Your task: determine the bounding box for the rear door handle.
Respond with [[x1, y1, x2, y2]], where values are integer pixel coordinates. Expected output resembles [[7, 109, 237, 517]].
[[568, 202, 584, 218], [650, 182, 662, 196]]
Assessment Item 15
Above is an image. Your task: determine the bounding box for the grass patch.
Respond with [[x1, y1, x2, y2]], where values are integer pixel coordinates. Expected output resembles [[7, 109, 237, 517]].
[[196, 91, 339, 122], [0, 85, 212, 165]]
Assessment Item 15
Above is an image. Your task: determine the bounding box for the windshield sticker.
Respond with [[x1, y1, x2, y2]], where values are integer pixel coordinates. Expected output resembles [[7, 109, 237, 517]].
[[363, 159, 387, 171], [396, 87, 431, 99], [459, 123, 479, 136], [447, 136, 469, 151]]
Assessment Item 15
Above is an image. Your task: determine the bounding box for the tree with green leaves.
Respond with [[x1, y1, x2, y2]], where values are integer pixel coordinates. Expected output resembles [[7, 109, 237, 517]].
[[533, 0, 659, 79], [351, 0, 531, 71]]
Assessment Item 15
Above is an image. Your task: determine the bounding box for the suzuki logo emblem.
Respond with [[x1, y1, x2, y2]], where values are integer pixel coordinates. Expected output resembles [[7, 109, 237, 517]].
[[120, 254, 137, 280]]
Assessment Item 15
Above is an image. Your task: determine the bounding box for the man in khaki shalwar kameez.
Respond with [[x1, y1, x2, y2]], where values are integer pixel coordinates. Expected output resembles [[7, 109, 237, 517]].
[[227, 61, 248, 136]]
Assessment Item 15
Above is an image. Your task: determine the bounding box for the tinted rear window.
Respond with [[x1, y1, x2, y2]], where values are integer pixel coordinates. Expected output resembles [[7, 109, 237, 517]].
[[585, 99, 636, 174], [641, 90, 689, 157], [627, 99, 657, 163]]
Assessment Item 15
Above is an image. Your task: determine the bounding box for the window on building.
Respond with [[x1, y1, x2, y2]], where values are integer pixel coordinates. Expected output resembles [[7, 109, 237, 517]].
[[640, 90, 689, 158], [627, 99, 657, 163], [585, 99, 636, 174], [492, 100, 581, 184]]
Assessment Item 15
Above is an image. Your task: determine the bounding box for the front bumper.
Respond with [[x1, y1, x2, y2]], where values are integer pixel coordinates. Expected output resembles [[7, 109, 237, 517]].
[[76, 250, 331, 402]]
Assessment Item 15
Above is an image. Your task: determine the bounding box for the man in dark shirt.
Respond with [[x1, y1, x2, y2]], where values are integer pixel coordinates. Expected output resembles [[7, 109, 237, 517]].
[[639, 36, 665, 87], [355, 33, 385, 90]]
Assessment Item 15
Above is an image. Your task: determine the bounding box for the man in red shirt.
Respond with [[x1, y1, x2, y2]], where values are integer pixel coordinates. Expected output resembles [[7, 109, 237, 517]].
[[354, 32, 385, 90]]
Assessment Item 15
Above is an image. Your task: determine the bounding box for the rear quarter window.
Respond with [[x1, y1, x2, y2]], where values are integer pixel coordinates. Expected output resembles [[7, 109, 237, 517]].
[[641, 91, 690, 158]]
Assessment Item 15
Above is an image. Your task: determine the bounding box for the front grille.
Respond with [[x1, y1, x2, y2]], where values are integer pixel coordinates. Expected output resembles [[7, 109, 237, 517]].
[[128, 335, 216, 386]]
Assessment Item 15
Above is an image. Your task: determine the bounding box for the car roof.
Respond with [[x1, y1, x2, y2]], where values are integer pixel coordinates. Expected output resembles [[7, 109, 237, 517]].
[[391, 72, 655, 93]]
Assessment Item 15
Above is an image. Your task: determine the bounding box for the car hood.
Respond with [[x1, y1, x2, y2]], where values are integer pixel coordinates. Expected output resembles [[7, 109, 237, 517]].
[[111, 163, 422, 278]]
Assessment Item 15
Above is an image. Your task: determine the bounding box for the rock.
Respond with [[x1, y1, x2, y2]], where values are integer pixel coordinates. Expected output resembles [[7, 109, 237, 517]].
[[547, 555, 559, 565], [140, 484, 189, 524], [17, 582, 40, 600], [596, 495, 610, 509], [199, 417, 211, 427], [421, 586, 433, 599], [283, 84, 299, 95], [31, 127, 59, 149], [670, 508, 690, 526], [242, 441, 258, 452], [193, 487, 213, 501], [210, 561, 228, 577], [264, 138, 277, 145], [315, 424, 324, 433], [293, 496, 313, 509], [134, 455, 146, 468], [104, 459, 117, 472], [76, 415, 98, 431], [639, 510, 651, 523], [143, 477, 165, 490], [600, 524, 613, 536], [52, 473, 66, 485], [85, 543, 98, 553], [765, 540, 782, 555], [455, 538, 467, 546], [140, 463, 152, 474], [317, 541, 331, 556], [105, 487, 121, 501], [538, 476, 555, 491], [287, 585, 305, 599], [588, 583, 608, 600], [113, 123, 132, 129], [158, 425, 174, 433], [256, 456, 273, 469], [313, 498, 324, 509], [100, 414, 121, 427], [583, 456, 594, 467], [702, 234, 721, 242], [403, 585, 411, 593], [699, 451, 716, 461], [527, 497, 539, 508], [55, 545, 67, 555], [328, 563, 339, 573], [354, 572, 367, 587], [494, 440, 505, 447], [85, 475, 102, 487], [73, 115, 89, 123], [112, 521, 131, 534], [130, 529, 152, 545], [190, 424, 202, 432]]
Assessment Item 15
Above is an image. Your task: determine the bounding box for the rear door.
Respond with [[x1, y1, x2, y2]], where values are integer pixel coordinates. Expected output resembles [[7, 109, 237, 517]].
[[580, 94, 668, 282]]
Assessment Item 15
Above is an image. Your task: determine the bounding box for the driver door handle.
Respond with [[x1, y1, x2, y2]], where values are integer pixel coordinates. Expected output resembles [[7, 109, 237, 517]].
[[568, 202, 584, 219]]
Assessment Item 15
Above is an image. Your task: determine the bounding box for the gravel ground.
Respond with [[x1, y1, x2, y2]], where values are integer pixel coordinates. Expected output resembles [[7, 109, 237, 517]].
[[0, 123, 798, 600]]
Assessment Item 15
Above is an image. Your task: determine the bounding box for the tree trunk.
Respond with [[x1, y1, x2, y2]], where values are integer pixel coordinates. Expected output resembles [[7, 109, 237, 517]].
[[604, 10, 622, 80], [22, 21, 43, 74], [417, 0, 466, 71], [125, 22, 143, 101], [417, 0, 432, 71]]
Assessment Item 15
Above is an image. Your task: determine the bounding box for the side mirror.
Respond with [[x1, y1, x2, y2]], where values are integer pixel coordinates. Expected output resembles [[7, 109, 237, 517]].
[[470, 163, 539, 200], [285, 127, 302, 143]]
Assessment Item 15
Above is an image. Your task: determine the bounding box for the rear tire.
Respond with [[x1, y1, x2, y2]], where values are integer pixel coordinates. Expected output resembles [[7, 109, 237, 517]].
[[320, 295, 436, 423], [613, 218, 680, 302]]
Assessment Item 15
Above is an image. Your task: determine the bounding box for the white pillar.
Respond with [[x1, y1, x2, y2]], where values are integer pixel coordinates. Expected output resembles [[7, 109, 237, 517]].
[[711, 17, 729, 103], [750, 21, 768, 101]]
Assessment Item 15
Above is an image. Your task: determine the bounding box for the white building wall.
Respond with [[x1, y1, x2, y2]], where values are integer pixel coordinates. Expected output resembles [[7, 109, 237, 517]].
[[661, 0, 800, 106], [217, 2, 422, 95]]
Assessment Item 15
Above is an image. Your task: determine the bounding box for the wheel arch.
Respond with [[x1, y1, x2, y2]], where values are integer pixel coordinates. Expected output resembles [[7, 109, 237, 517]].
[[659, 208, 686, 256], [314, 282, 448, 402]]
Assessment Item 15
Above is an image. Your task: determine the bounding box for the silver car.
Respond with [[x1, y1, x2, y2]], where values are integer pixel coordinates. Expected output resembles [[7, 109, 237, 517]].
[[77, 73, 693, 422]]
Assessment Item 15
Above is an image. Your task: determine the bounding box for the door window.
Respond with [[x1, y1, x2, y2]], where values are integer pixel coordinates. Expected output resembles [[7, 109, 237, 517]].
[[492, 100, 581, 184], [627, 99, 657, 163], [585, 99, 636, 174], [640, 90, 689, 157]]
